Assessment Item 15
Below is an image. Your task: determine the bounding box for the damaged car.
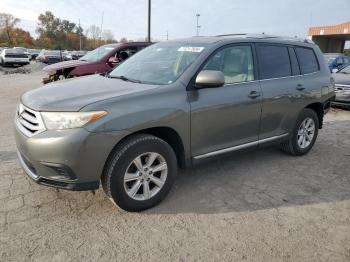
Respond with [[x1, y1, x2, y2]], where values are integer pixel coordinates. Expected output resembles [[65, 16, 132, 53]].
[[42, 42, 151, 84]]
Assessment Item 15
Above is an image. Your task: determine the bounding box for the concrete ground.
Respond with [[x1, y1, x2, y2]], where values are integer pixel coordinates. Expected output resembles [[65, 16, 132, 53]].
[[0, 65, 350, 262]]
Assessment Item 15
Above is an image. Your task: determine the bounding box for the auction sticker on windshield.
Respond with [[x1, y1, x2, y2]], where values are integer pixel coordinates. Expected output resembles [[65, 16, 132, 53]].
[[177, 46, 204, 52]]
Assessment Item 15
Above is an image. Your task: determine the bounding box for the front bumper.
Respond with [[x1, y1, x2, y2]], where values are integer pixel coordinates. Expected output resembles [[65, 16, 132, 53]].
[[332, 88, 350, 107], [14, 124, 128, 191], [332, 90, 350, 107], [334, 94, 350, 103]]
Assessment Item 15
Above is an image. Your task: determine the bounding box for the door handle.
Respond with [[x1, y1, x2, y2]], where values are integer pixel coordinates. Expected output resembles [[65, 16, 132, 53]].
[[296, 84, 305, 91], [248, 91, 261, 99]]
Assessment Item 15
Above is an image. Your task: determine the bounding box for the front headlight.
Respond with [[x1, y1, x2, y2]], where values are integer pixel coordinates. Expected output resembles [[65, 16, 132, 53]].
[[41, 111, 107, 130]]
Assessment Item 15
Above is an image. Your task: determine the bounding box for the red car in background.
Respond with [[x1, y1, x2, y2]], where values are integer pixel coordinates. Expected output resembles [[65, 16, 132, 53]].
[[42, 42, 151, 84]]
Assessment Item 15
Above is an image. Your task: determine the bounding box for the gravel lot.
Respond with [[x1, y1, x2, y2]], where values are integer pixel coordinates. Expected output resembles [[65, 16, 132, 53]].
[[1, 64, 350, 262]]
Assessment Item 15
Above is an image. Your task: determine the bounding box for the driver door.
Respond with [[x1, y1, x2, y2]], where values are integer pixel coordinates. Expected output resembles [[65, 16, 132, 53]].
[[189, 44, 262, 158]]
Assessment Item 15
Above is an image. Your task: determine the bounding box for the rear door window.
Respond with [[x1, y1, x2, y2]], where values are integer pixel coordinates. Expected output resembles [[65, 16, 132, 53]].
[[295, 47, 319, 74], [257, 45, 292, 79]]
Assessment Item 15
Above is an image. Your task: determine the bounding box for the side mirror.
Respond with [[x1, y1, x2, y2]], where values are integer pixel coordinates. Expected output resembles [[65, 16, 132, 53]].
[[195, 70, 225, 88], [108, 56, 119, 65], [332, 68, 339, 73]]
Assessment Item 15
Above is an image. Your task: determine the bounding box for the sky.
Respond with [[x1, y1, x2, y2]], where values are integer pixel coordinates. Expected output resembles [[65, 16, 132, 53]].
[[0, 0, 350, 42]]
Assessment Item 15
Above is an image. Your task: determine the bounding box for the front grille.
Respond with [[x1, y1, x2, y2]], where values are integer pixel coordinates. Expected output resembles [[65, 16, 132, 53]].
[[15, 104, 46, 137], [335, 84, 350, 93]]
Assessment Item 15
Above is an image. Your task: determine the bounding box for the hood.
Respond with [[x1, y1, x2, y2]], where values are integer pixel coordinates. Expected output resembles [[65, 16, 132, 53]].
[[22, 75, 159, 111], [43, 60, 89, 72], [333, 73, 350, 86]]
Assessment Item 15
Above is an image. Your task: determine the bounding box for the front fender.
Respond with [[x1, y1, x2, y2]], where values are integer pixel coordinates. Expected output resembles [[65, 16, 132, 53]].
[[81, 85, 191, 163]]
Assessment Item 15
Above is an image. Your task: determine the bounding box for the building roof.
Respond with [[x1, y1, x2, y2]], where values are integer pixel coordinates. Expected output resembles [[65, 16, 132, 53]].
[[309, 21, 350, 36]]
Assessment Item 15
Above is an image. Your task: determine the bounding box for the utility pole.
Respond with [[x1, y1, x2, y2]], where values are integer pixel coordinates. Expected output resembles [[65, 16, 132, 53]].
[[166, 30, 169, 40], [147, 0, 151, 42], [196, 13, 201, 36], [79, 19, 82, 50], [100, 11, 104, 41]]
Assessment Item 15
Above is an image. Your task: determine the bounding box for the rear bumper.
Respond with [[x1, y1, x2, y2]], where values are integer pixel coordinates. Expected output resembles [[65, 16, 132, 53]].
[[3, 58, 29, 64]]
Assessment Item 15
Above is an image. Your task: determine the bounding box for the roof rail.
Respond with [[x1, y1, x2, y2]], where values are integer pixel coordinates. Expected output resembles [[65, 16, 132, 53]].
[[215, 33, 247, 37], [215, 33, 314, 44]]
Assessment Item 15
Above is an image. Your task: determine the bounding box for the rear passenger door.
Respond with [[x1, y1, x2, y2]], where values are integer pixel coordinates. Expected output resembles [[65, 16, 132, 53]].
[[294, 46, 322, 103], [256, 44, 304, 139]]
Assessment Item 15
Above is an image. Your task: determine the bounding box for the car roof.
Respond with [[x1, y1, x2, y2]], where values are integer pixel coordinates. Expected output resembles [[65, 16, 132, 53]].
[[168, 34, 315, 46]]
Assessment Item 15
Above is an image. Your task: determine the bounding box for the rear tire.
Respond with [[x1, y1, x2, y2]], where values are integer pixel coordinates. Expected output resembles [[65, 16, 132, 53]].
[[280, 108, 319, 156], [101, 134, 177, 212]]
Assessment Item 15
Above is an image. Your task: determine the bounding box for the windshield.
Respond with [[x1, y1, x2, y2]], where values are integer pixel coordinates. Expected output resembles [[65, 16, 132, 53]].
[[324, 55, 338, 65], [79, 45, 115, 62], [109, 42, 207, 85], [46, 50, 61, 56], [338, 64, 350, 74], [14, 47, 27, 52]]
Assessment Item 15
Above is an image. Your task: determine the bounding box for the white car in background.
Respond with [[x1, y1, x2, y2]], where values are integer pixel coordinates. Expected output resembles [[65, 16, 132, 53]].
[[0, 48, 30, 66]]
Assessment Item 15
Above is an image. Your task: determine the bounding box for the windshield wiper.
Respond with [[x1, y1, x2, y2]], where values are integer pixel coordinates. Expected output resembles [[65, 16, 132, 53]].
[[109, 75, 142, 83]]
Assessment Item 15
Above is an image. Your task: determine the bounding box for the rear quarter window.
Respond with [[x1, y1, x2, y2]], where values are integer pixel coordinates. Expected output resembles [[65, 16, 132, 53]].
[[257, 45, 292, 79], [295, 47, 319, 74]]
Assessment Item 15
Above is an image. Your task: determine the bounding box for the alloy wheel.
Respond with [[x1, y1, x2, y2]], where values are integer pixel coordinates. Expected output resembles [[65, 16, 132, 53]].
[[297, 117, 315, 149], [123, 152, 168, 201]]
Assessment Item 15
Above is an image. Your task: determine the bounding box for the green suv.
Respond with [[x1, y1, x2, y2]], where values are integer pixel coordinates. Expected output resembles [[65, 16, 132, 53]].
[[14, 34, 335, 211]]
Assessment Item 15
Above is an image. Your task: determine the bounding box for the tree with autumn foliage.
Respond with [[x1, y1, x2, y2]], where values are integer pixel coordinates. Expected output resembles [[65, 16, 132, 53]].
[[35, 11, 82, 49], [0, 11, 121, 50], [0, 13, 34, 47], [0, 13, 20, 45]]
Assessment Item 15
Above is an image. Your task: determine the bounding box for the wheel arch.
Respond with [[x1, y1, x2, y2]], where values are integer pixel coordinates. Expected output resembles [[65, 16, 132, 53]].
[[104, 126, 187, 172], [305, 102, 324, 129]]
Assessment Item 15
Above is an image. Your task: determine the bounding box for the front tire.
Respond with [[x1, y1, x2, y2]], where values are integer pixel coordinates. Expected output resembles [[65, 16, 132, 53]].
[[101, 134, 177, 212], [280, 108, 319, 156]]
